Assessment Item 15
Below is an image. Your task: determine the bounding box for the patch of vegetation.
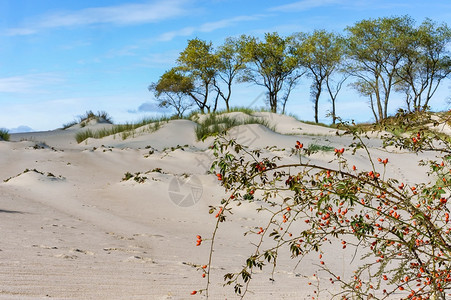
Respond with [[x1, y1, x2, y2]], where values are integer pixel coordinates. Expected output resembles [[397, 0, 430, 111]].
[[4, 169, 62, 182], [122, 169, 167, 183], [62, 110, 113, 130], [307, 143, 335, 153], [75, 117, 168, 143], [216, 106, 271, 115], [161, 144, 189, 152], [300, 119, 337, 129], [203, 114, 451, 298], [122, 172, 134, 181], [150, 168, 163, 173], [121, 171, 147, 183], [0, 129, 10, 141], [188, 107, 272, 121], [195, 113, 276, 140], [347, 110, 450, 141], [61, 121, 78, 130], [79, 110, 113, 125]]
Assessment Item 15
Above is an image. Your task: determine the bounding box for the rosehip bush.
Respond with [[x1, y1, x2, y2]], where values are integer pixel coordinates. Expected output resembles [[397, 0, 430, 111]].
[[194, 111, 451, 299]]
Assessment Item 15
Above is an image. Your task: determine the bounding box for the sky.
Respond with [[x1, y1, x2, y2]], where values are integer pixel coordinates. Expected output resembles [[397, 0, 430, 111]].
[[0, 0, 450, 132]]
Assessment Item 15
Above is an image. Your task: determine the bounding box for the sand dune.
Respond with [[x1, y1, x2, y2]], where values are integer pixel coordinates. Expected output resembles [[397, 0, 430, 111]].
[[0, 112, 441, 299]]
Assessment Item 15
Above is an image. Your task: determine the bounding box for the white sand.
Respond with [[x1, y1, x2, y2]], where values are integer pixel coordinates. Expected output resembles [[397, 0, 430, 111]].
[[0, 113, 440, 299]]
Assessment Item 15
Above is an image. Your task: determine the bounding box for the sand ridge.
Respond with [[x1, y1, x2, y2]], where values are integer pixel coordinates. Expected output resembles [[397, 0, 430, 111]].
[[0, 112, 440, 299]]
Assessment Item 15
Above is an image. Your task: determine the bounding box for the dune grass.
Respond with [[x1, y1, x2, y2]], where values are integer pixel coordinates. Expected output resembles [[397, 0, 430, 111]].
[[347, 110, 438, 136], [195, 113, 276, 140], [307, 143, 335, 153], [75, 117, 168, 143], [62, 110, 113, 129], [0, 129, 10, 141]]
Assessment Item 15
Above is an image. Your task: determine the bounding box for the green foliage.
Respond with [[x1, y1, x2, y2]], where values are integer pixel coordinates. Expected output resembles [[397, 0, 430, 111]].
[[61, 121, 78, 130], [149, 68, 195, 118], [194, 113, 275, 140], [177, 38, 219, 113], [345, 16, 451, 122], [395, 18, 451, 112], [62, 110, 113, 130], [75, 117, 167, 143], [79, 110, 113, 124], [296, 30, 346, 123], [0, 129, 10, 141], [214, 36, 248, 111], [307, 143, 334, 153], [121, 171, 147, 183], [240, 32, 305, 113], [346, 16, 414, 121], [198, 113, 451, 299]]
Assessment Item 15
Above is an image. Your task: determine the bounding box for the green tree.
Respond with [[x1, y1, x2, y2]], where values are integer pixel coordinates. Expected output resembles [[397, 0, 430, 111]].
[[214, 36, 248, 112], [240, 32, 305, 113], [297, 30, 346, 124], [177, 38, 219, 113], [346, 16, 415, 123], [396, 19, 451, 112], [148, 68, 194, 118]]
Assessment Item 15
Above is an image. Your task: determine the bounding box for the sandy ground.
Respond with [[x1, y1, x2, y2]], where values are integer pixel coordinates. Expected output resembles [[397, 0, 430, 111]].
[[0, 113, 441, 299]]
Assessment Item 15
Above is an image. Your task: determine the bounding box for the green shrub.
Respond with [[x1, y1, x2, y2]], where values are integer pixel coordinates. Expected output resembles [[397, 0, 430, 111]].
[[0, 129, 10, 141], [307, 143, 335, 153]]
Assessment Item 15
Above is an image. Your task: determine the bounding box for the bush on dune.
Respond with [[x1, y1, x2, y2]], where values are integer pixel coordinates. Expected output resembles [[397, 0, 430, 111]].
[[0, 129, 10, 141], [192, 111, 451, 299], [62, 110, 113, 130]]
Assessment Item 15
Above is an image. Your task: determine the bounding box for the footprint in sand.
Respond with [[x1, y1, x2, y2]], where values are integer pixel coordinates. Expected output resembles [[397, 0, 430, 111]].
[[70, 248, 94, 255], [54, 254, 78, 259], [123, 255, 153, 263]]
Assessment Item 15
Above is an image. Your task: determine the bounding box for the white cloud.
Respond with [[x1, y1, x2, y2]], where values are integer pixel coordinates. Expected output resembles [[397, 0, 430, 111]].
[[0, 73, 63, 93], [270, 0, 342, 12], [5, 28, 37, 36], [141, 51, 180, 67], [157, 14, 264, 42], [5, 0, 190, 36]]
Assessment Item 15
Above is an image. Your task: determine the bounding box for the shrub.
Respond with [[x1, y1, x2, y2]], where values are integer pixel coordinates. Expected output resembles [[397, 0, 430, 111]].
[[193, 112, 451, 299], [62, 110, 113, 130], [0, 129, 10, 141], [79, 110, 113, 124]]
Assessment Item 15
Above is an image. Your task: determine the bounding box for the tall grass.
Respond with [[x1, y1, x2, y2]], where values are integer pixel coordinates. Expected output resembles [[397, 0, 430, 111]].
[[75, 117, 168, 143], [307, 143, 334, 153], [195, 113, 276, 140], [0, 129, 10, 141], [62, 110, 113, 129], [79, 110, 113, 124]]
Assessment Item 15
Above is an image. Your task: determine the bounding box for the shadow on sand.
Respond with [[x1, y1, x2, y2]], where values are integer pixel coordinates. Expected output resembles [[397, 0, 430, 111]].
[[0, 209, 24, 214]]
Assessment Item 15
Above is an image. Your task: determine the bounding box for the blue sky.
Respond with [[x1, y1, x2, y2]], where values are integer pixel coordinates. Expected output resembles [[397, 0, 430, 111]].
[[1, 0, 450, 132]]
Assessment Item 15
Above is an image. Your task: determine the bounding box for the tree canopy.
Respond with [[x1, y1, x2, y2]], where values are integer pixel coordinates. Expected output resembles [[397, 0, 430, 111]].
[[149, 15, 450, 124]]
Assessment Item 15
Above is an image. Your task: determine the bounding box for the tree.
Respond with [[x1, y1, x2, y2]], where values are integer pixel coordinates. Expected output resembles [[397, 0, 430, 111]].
[[396, 19, 451, 112], [149, 68, 194, 118], [214, 36, 248, 112], [177, 38, 219, 113], [240, 33, 305, 113], [296, 30, 345, 124], [346, 16, 415, 123]]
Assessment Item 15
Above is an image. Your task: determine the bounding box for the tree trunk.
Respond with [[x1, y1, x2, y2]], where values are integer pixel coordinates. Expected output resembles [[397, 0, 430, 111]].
[[314, 87, 321, 123], [369, 94, 379, 123], [269, 91, 277, 113], [225, 83, 232, 112], [331, 99, 336, 124]]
